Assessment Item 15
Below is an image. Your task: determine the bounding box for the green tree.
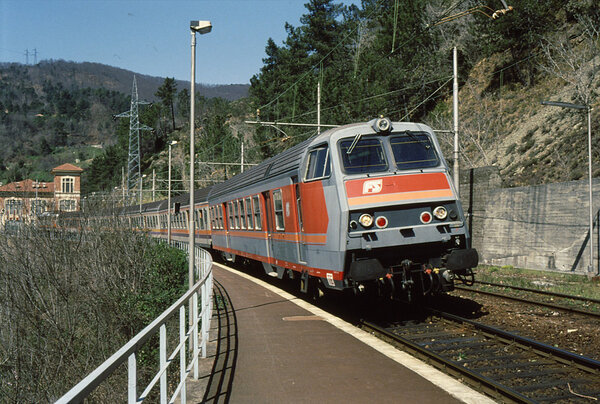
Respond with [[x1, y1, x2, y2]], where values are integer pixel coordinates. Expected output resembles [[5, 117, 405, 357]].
[[155, 77, 178, 132]]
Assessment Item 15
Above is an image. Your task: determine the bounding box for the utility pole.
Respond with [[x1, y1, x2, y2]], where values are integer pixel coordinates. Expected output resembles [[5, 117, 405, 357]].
[[317, 81, 321, 135], [152, 169, 156, 201], [241, 141, 245, 173], [121, 167, 125, 204], [453, 47, 460, 198]]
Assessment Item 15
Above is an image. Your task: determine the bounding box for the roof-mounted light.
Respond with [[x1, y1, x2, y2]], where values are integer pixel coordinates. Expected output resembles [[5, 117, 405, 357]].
[[372, 117, 392, 133]]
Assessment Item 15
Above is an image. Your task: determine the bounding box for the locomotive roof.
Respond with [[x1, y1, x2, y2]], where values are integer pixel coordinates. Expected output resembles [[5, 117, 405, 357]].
[[207, 121, 378, 200], [209, 136, 314, 199]]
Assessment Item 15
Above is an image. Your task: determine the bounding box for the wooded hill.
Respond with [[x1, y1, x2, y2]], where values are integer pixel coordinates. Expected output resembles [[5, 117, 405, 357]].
[[2, 0, 599, 196], [246, 0, 600, 188], [0, 60, 248, 186]]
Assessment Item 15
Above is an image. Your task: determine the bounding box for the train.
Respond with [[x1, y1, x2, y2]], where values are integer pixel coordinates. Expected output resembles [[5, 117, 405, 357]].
[[121, 117, 478, 301]]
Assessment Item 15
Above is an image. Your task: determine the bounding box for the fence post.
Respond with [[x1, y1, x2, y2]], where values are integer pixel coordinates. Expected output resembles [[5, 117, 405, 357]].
[[179, 306, 186, 404], [128, 353, 137, 404], [160, 325, 167, 404], [193, 291, 199, 379]]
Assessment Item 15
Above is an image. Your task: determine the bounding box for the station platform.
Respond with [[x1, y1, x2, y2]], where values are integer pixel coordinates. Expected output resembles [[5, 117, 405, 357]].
[[187, 263, 494, 404]]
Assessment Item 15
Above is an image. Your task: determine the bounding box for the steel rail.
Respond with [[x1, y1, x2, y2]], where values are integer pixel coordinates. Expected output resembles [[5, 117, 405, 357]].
[[360, 320, 534, 404], [431, 309, 600, 373], [363, 310, 600, 403], [454, 285, 600, 319], [473, 280, 600, 304]]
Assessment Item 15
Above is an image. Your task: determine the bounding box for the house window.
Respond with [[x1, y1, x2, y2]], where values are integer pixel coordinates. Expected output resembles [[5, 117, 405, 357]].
[[273, 190, 284, 231], [59, 199, 76, 212], [6, 199, 22, 215], [31, 200, 47, 215], [62, 177, 74, 193]]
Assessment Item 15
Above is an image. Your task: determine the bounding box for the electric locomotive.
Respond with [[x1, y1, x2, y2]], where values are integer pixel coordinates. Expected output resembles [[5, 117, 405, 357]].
[[206, 117, 478, 300]]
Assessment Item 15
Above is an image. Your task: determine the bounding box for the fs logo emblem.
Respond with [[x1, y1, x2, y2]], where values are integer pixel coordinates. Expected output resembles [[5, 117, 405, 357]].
[[362, 179, 383, 194]]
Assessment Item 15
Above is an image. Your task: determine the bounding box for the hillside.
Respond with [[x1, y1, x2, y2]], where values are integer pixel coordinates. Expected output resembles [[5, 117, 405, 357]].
[[429, 13, 600, 187], [0, 60, 249, 184]]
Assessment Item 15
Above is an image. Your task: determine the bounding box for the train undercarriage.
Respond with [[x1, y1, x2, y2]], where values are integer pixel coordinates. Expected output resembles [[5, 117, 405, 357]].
[[344, 244, 479, 302]]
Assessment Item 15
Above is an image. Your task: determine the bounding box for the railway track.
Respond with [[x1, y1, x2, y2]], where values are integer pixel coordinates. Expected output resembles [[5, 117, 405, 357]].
[[454, 284, 600, 319], [361, 310, 600, 403]]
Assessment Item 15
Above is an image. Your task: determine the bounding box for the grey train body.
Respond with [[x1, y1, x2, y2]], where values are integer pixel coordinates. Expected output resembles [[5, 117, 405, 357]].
[[125, 118, 478, 300]]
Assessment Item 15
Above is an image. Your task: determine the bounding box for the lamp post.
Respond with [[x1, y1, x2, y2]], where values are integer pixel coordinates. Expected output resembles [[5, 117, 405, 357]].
[[189, 20, 212, 356], [189, 20, 211, 284], [542, 101, 594, 274], [167, 140, 178, 244], [139, 174, 147, 214]]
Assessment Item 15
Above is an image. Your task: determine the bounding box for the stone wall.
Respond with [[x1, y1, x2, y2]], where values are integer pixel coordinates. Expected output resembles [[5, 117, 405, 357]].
[[459, 167, 596, 273]]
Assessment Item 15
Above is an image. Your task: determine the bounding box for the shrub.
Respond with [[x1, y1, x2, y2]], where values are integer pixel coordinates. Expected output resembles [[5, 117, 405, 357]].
[[0, 221, 188, 402]]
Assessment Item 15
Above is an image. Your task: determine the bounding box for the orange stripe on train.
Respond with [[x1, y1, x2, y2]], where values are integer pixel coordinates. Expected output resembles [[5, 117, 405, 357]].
[[345, 172, 451, 199], [348, 189, 454, 207]]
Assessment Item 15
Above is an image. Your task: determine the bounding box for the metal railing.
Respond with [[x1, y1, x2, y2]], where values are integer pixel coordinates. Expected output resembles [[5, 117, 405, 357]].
[[56, 244, 213, 404]]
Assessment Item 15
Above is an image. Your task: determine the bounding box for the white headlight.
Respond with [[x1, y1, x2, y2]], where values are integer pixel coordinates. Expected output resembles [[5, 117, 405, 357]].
[[433, 206, 448, 220], [359, 214, 374, 228]]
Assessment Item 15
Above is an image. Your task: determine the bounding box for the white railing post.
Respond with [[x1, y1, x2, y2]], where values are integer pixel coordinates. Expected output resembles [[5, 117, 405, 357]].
[[193, 290, 199, 379], [160, 324, 167, 404], [128, 353, 137, 404], [201, 274, 208, 358], [179, 306, 186, 404]]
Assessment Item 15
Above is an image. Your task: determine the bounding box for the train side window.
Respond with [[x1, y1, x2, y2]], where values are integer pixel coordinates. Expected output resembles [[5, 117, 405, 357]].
[[238, 200, 245, 229], [305, 145, 331, 181], [273, 189, 284, 231], [253, 195, 261, 230], [233, 201, 239, 229], [228, 202, 233, 229], [246, 197, 253, 229]]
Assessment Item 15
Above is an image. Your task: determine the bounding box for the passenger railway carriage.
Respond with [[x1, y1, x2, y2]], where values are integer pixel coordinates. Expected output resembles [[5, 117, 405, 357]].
[[123, 117, 478, 300]]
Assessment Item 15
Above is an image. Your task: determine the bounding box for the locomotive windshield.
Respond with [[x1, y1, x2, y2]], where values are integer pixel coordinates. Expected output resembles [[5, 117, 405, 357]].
[[339, 138, 388, 174], [390, 132, 439, 170]]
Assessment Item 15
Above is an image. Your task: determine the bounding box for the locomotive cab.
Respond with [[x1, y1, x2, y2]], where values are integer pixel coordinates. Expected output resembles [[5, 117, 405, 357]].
[[330, 118, 478, 301]]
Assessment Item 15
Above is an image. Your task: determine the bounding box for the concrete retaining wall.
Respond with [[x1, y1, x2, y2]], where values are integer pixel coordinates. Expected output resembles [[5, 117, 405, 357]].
[[459, 167, 597, 273]]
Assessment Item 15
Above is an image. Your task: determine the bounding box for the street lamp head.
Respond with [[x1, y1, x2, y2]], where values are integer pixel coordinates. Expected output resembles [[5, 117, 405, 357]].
[[169, 140, 178, 146], [190, 20, 212, 34]]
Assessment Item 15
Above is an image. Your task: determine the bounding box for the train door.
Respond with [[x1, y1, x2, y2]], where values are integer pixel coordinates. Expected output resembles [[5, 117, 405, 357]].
[[295, 182, 307, 264], [262, 191, 274, 261], [224, 202, 231, 250]]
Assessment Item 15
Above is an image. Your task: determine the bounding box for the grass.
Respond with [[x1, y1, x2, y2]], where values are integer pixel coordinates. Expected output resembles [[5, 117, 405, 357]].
[[474, 265, 599, 300]]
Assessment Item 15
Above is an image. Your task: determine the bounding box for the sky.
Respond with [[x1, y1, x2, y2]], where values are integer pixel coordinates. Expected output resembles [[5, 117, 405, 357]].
[[1, 0, 359, 85]]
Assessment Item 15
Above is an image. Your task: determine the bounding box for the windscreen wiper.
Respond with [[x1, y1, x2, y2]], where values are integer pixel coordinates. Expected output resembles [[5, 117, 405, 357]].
[[346, 133, 362, 155]]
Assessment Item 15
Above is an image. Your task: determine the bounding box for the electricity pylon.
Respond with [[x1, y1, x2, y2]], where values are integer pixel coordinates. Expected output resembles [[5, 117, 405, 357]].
[[114, 75, 152, 191]]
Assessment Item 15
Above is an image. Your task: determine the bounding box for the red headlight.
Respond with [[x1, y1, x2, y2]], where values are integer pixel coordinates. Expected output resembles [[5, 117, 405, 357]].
[[375, 216, 388, 229], [420, 211, 432, 224]]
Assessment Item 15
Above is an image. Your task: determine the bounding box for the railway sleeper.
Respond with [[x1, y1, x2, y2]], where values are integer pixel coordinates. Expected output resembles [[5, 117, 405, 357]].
[[465, 355, 552, 368], [491, 367, 569, 381], [512, 378, 594, 393]]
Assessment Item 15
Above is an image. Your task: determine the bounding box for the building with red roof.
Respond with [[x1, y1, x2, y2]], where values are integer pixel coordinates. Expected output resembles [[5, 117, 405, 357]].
[[0, 163, 83, 225]]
